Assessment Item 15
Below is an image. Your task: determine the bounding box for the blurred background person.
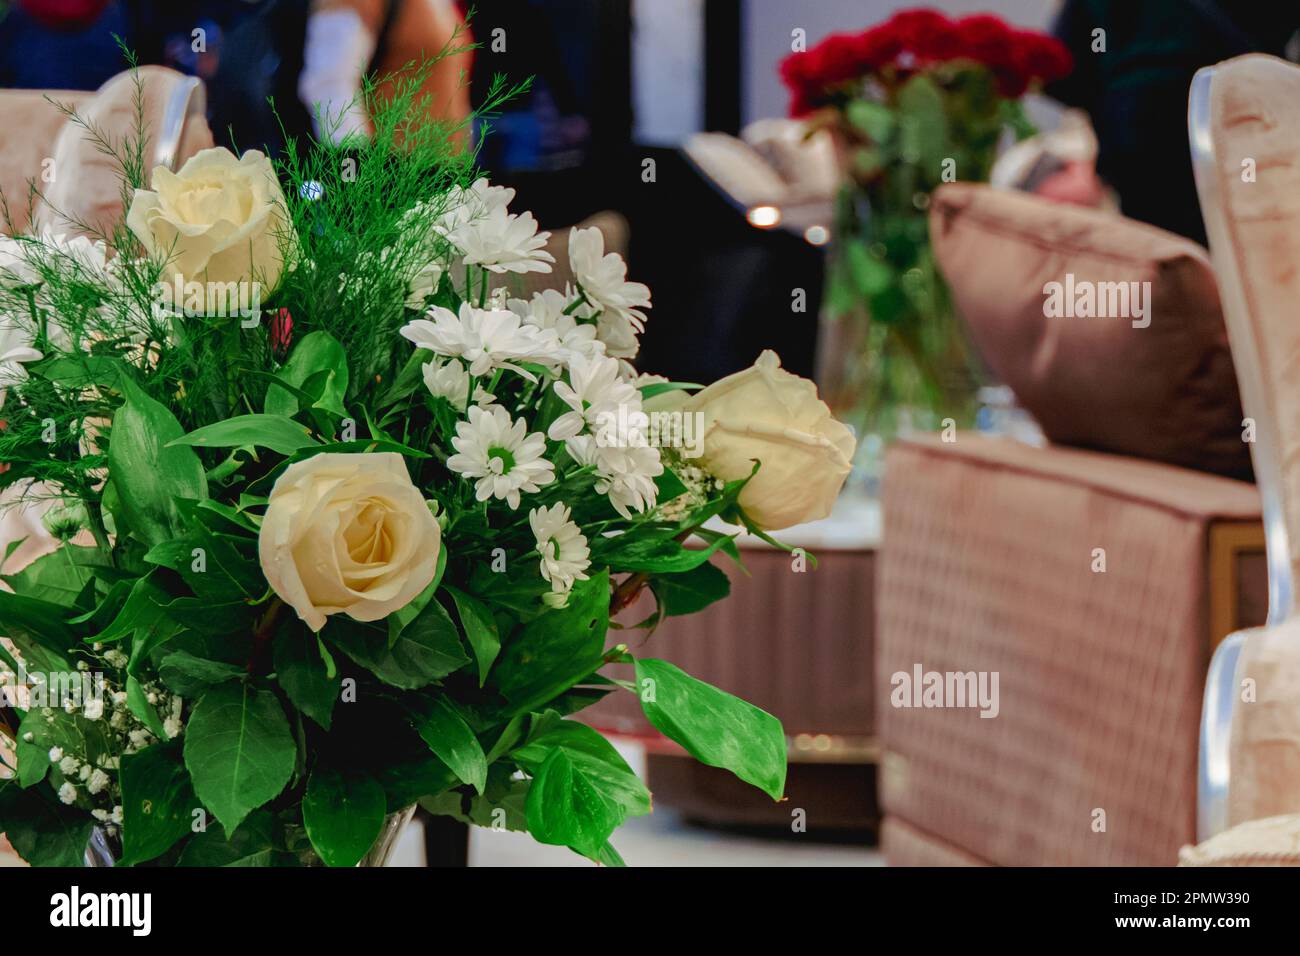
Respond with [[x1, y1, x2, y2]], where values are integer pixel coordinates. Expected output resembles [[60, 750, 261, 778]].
[[1048, 0, 1300, 244]]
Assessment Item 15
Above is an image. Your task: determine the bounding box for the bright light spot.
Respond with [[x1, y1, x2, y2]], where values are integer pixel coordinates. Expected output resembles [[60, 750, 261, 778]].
[[804, 224, 830, 246], [300, 180, 324, 201], [747, 204, 781, 229]]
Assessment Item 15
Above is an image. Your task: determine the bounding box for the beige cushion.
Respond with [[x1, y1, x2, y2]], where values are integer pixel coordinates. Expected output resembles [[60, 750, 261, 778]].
[[1180, 814, 1300, 866], [930, 182, 1250, 480]]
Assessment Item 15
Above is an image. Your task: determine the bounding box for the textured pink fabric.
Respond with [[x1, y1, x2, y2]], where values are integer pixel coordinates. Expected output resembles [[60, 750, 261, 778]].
[[879, 435, 1262, 865]]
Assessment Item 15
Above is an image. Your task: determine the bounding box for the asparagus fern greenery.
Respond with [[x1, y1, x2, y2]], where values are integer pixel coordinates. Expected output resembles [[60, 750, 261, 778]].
[[0, 48, 853, 866]]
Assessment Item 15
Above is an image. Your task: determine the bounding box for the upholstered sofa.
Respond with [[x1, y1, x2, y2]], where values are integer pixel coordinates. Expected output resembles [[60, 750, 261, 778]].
[[877, 127, 1275, 863]]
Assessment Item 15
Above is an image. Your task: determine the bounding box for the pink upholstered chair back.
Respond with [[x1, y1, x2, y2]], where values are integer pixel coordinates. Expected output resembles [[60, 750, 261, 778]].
[[1191, 54, 1300, 837]]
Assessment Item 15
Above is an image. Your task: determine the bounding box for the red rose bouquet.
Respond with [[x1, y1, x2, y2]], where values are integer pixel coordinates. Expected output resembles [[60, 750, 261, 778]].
[[780, 9, 1071, 457]]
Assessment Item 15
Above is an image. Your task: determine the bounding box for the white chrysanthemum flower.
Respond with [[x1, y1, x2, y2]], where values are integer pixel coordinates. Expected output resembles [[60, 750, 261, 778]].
[[40, 232, 111, 280], [400, 303, 563, 378], [0, 317, 42, 408], [529, 502, 591, 595], [58, 756, 79, 775], [566, 435, 664, 517], [422, 357, 471, 410], [450, 203, 554, 275], [448, 404, 556, 509], [57, 782, 77, 805], [547, 353, 639, 441], [406, 259, 444, 310], [0, 236, 39, 287], [568, 226, 651, 359], [508, 288, 605, 367]]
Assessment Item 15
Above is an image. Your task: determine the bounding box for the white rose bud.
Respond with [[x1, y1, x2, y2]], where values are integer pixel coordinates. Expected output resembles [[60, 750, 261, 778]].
[[685, 350, 855, 531], [258, 453, 442, 632], [126, 146, 292, 294]]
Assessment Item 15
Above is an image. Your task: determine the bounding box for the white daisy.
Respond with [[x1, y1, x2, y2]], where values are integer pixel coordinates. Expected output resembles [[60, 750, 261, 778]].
[[568, 227, 651, 359], [547, 353, 639, 441], [0, 318, 42, 409], [450, 203, 554, 275], [422, 356, 471, 410], [508, 288, 606, 367], [400, 303, 563, 378], [448, 404, 556, 509], [529, 502, 591, 596], [566, 434, 664, 518]]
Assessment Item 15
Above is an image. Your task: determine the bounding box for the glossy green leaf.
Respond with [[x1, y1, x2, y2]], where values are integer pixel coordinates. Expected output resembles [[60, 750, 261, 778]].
[[119, 741, 199, 866], [445, 585, 499, 685], [107, 376, 206, 546], [302, 767, 387, 867], [168, 414, 320, 456], [634, 658, 786, 800], [182, 682, 296, 833], [411, 697, 487, 794], [273, 628, 339, 729]]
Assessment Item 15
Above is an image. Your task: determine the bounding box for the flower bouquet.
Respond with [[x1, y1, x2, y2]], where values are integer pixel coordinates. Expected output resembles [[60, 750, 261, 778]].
[[780, 9, 1071, 460], [0, 65, 854, 867]]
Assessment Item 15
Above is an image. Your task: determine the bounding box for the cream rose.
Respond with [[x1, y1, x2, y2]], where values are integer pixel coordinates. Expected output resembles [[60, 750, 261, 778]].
[[685, 350, 855, 531], [258, 453, 441, 632], [127, 147, 290, 294]]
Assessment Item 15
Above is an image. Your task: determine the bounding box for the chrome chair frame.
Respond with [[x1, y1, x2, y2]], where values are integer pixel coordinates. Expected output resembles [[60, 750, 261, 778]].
[[1189, 62, 1296, 840]]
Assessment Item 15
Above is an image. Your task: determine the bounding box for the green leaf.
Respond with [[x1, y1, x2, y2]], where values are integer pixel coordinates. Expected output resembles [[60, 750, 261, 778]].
[[182, 682, 296, 833], [493, 569, 609, 715], [634, 658, 786, 800], [2, 545, 111, 605], [272, 628, 339, 729], [445, 585, 499, 685], [652, 561, 730, 616], [328, 601, 468, 690], [266, 331, 349, 417], [168, 414, 320, 456], [302, 767, 387, 867], [411, 697, 487, 794], [0, 778, 93, 867], [118, 741, 199, 866], [14, 711, 51, 788], [638, 381, 702, 401], [0, 590, 77, 671], [846, 98, 896, 142], [525, 747, 633, 860], [157, 650, 247, 696], [107, 375, 206, 546], [604, 532, 731, 574], [176, 809, 282, 867], [513, 718, 650, 822]]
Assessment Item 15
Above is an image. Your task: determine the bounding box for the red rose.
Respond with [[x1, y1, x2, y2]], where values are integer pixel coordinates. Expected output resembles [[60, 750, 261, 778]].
[[955, 14, 1015, 71], [1012, 31, 1073, 84], [271, 308, 294, 355], [886, 9, 960, 61], [806, 31, 870, 86], [853, 24, 905, 70]]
